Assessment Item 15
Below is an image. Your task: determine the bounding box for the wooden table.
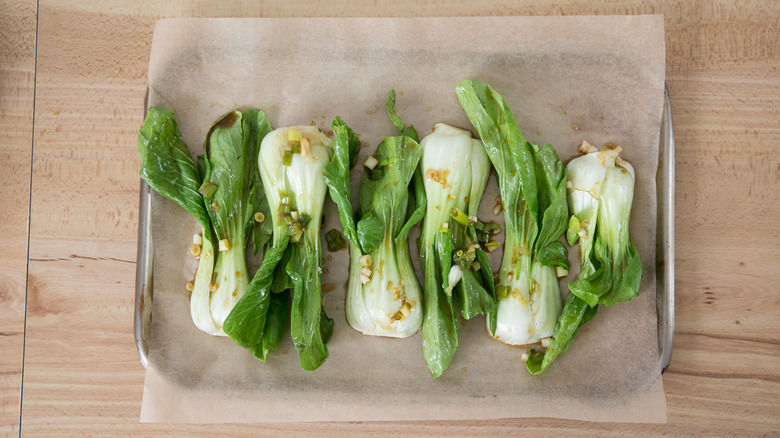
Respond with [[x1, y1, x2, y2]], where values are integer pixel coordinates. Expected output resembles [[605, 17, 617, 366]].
[[2, 1, 778, 436]]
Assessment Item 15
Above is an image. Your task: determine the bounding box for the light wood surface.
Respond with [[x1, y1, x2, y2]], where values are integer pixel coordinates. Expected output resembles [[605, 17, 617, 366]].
[[7, 0, 779, 436], [0, 0, 36, 436]]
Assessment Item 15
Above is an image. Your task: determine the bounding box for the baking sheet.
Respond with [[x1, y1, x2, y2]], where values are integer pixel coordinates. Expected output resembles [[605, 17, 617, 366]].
[[139, 16, 667, 423]]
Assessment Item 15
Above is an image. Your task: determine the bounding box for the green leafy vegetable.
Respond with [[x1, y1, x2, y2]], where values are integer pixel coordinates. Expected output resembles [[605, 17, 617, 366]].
[[456, 80, 568, 356], [138, 108, 212, 246], [138, 108, 272, 337], [356, 213, 384, 254], [252, 125, 335, 370], [526, 143, 643, 374], [252, 291, 289, 362], [324, 105, 425, 339], [201, 110, 270, 333], [224, 239, 288, 354], [418, 122, 494, 377]]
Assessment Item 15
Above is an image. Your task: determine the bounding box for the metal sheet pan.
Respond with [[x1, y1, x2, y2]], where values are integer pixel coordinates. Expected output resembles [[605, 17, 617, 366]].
[[134, 87, 675, 373]]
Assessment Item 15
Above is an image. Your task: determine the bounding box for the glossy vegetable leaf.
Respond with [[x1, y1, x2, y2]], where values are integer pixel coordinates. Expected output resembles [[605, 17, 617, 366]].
[[359, 136, 423, 242], [526, 294, 599, 374], [454, 268, 494, 320], [356, 213, 384, 254], [537, 240, 569, 269], [287, 242, 329, 371], [224, 237, 289, 348], [457, 79, 567, 352], [251, 290, 289, 362], [202, 111, 246, 241], [534, 143, 569, 257], [242, 109, 274, 253], [137, 107, 213, 245], [567, 215, 581, 246], [421, 229, 458, 378], [396, 170, 426, 242], [455, 80, 539, 237], [323, 117, 361, 246]]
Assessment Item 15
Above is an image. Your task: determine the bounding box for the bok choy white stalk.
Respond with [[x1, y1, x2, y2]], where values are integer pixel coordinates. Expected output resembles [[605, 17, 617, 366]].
[[456, 80, 570, 351], [324, 107, 425, 338], [523, 141, 643, 374], [418, 122, 495, 378]]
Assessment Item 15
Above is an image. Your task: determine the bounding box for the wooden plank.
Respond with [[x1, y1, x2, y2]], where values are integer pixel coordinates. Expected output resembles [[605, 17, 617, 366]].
[[0, 0, 37, 436], [21, 0, 780, 435]]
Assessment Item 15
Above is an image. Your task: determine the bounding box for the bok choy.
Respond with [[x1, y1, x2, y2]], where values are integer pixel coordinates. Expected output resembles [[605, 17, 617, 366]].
[[524, 141, 643, 374], [138, 108, 272, 337], [225, 125, 335, 370], [324, 108, 425, 338], [455, 80, 569, 351], [418, 122, 495, 378]]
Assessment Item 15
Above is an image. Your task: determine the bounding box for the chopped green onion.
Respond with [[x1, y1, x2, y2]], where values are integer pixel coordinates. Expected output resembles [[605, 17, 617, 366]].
[[298, 213, 311, 227], [450, 207, 470, 226], [485, 241, 500, 252], [377, 157, 401, 167], [288, 129, 302, 142], [453, 246, 477, 268], [474, 221, 500, 244], [364, 155, 379, 170], [325, 229, 346, 252], [290, 222, 303, 243], [283, 150, 293, 166], [497, 286, 511, 300], [198, 179, 218, 199], [368, 167, 384, 180], [567, 215, 581, 246]]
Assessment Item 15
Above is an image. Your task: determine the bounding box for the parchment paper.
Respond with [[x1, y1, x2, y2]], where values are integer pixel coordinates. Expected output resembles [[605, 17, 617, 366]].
[[140, 16, 667, 423]]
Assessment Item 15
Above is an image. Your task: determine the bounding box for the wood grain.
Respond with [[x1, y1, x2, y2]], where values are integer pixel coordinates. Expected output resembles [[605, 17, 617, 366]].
[[0, 0, 36, 436], [19, 0, 780, 436]]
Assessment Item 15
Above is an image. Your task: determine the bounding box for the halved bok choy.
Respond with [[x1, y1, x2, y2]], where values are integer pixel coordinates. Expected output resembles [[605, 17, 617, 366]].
[[524, 140, 643, 374], [417, 121, 496, 378], [456, 80, 570, 355], [323, 107, 425, 338], [137, 108, 272, 337], [224, 124, 336, 370]]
